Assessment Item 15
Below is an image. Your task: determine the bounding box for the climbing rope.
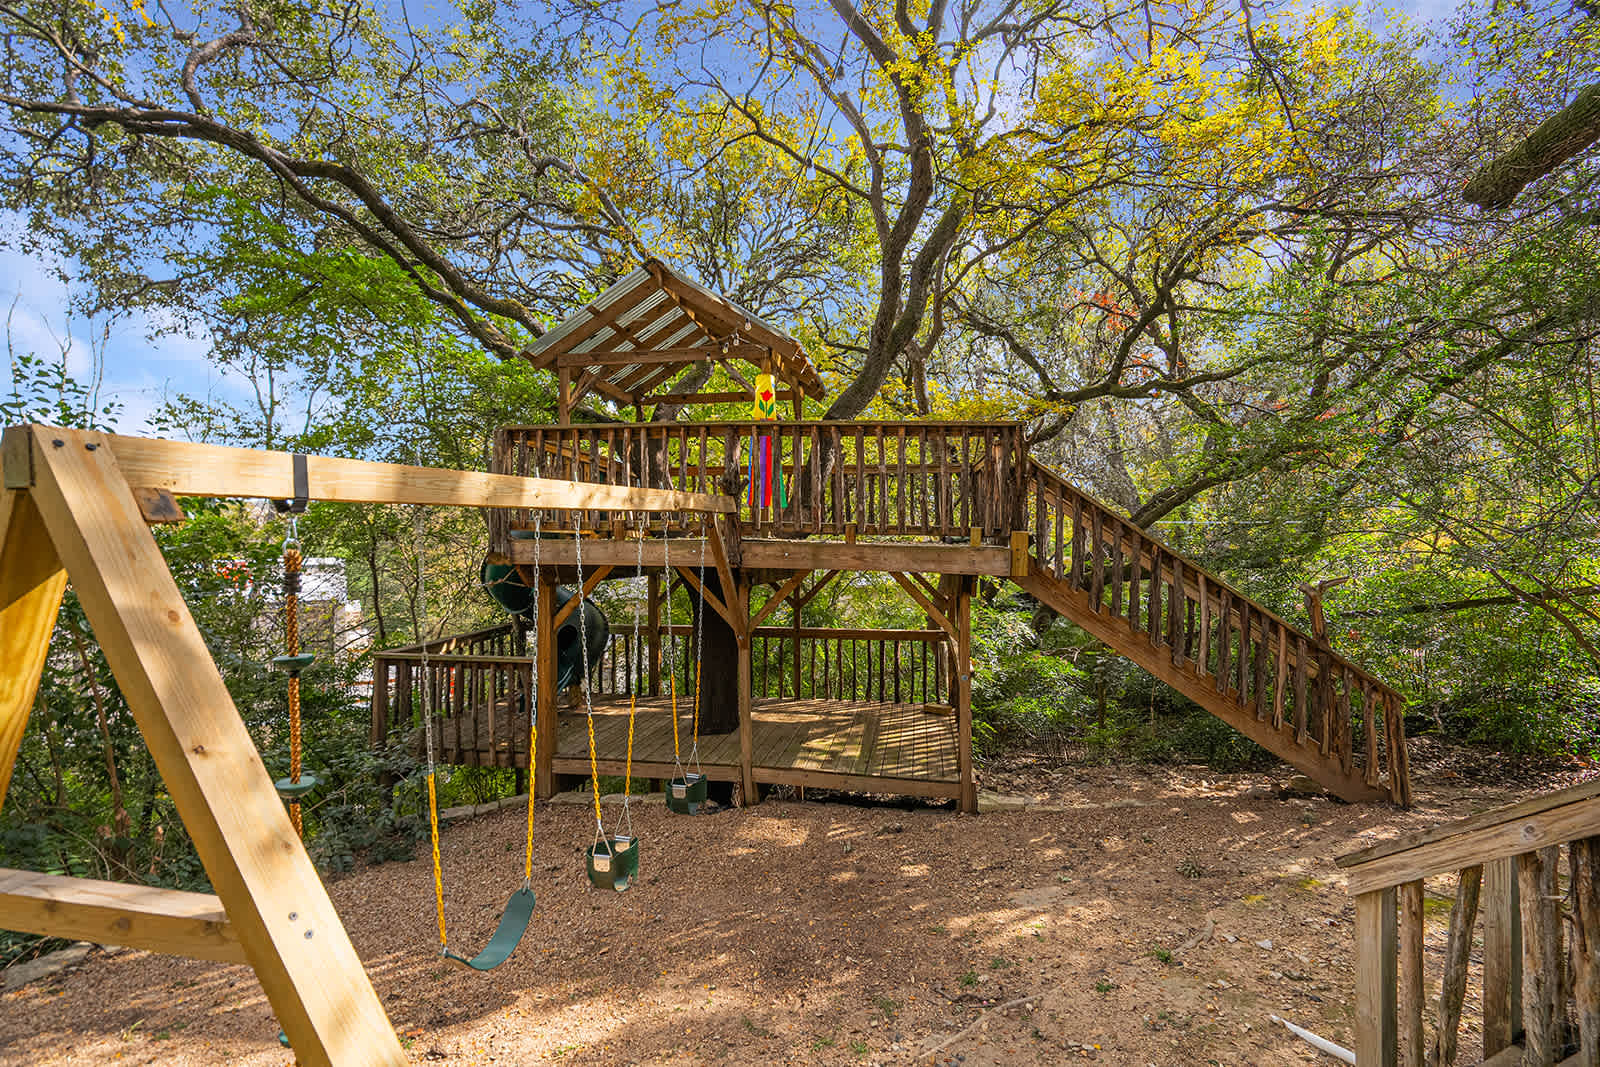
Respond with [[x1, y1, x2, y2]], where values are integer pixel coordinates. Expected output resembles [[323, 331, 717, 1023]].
[[282, 519, 305, 837]]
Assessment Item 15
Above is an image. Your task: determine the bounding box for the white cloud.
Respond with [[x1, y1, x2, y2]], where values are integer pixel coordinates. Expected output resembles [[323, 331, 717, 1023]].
[[0, 216, 255, 432]]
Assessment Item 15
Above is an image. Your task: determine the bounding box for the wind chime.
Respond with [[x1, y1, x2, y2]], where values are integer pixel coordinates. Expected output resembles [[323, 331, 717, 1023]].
[[747, 370, 787, 516]]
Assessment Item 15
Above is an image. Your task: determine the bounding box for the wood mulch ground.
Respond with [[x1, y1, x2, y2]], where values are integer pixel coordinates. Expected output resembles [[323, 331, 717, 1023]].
[[1, 742, 1591, 1066]]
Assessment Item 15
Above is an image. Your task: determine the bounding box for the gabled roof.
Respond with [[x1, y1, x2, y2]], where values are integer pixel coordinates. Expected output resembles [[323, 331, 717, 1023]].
[[525, 259, 825, 415]]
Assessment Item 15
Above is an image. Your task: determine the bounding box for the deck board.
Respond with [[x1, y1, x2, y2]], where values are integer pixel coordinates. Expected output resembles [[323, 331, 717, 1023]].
[[417, 695, 959, 790]]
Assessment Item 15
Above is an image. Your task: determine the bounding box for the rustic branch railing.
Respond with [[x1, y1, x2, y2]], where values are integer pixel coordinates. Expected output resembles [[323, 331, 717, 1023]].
[[1336, 780, 1600, 1067], [491, 421, 1027, 543], [1025, 462, 1410, 804]]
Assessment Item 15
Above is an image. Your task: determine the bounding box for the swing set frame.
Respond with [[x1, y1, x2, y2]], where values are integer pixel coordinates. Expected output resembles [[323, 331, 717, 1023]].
[[0, 423, 734, 1067]]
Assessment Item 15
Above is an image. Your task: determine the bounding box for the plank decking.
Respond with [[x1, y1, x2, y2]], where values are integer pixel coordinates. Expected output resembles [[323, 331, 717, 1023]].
[[418, 695, 961, 799]]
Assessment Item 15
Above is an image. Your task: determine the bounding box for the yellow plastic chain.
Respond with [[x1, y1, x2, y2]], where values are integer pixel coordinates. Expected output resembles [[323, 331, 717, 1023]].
[[427, 771, 446, 949], [523, 717, 537, 883]]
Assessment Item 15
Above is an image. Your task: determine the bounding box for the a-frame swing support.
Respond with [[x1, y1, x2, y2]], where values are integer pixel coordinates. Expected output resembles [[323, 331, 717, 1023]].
[[0, 424, 733, 1066]]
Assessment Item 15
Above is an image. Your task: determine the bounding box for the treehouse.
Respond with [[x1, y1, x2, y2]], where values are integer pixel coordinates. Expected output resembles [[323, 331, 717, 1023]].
[[369, 261, 1412, 812]]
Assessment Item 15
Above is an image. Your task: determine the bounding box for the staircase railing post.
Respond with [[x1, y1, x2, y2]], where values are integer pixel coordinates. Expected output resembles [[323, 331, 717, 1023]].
[[1354, 886, 1398, 1067]]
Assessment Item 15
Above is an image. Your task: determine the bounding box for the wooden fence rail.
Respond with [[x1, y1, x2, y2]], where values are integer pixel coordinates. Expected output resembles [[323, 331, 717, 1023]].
[[370, 621, 954, 760], [1336, 780, 1600, 1066], [491, 420, 1027, 543], [1025, 462, 1409, 804]]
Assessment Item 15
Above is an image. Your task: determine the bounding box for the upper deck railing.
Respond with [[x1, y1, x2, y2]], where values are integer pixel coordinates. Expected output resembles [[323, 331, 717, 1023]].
[[490, 421, 1027, 545]]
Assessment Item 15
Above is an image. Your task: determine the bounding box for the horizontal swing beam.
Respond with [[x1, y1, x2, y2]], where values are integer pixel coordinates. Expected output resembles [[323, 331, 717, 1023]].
[[0, 868, 247, 963], [2, 426, 736, 515]]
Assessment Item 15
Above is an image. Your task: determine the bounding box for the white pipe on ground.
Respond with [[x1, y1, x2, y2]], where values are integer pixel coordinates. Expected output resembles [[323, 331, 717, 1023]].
[[1269, 1014, 1356, 1064]]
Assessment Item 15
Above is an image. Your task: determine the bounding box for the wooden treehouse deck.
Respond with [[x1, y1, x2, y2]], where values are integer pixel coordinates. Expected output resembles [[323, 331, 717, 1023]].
[[410, 696, 960, 799], [374, 418, 1412, 811]]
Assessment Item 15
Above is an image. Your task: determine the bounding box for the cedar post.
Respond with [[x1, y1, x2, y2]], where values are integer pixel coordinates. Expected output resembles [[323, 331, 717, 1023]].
[[0, 491, 69, 804], [735, 577, 757, 804], [1573, 837, 1600, 1066], [1482, 856, 1523, 1058], [534, 577, 558, 799], [1354, 887, 1398, 1067], [954, 576, 976, 813], [1397, 879, 1424, 1067], [647, 573, 661, 697], [1518, 846, 1563, 1065]]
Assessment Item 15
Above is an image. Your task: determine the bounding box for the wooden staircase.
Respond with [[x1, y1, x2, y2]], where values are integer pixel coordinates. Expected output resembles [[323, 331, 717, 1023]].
[[1014, 460, 1410, 805]]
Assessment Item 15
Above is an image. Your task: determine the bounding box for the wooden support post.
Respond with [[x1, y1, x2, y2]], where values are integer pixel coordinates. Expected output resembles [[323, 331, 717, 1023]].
[[1398, 879, 1424, 1067], [735, 578, 756, 805], [791, 589, 803, 698], [1518, 846, 1563, 1067], [22, 427, 404, 1066], [1483, 856, 1523, 1059], [0, 490, 68, 805], [1431, 866, 1482, 1067], [1009, 529, 1029, 577], [1355, 887, 1399, 1067], [535, 578, 558, 800], [647, 574, 661, 697], [955, 577, 976, 814], [1572, 837, 1600, 1067]]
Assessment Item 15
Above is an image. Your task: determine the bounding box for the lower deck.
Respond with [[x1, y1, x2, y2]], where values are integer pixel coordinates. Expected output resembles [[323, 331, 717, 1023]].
[[428, 695, 962, 800]]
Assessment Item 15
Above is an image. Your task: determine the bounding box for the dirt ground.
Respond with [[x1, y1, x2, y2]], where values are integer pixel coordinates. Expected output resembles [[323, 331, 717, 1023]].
[[2, 745, 1592, 1067]]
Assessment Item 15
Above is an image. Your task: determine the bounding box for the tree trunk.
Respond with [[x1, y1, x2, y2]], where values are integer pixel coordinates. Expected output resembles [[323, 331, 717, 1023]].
[[690, 570, 740, 734]]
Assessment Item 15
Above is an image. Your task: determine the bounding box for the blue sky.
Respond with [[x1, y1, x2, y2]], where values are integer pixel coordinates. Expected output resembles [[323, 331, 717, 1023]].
[[0, 212, 255, 431], [0, 0, 1464, 434]]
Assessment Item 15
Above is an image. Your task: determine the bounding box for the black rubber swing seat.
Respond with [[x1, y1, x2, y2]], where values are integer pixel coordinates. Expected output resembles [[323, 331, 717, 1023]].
[[443, 886, 538, 971]]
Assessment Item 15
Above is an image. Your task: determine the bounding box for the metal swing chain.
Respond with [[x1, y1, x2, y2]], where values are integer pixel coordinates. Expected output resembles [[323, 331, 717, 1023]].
[[415, 501, 448, 955], [523, 507, 541, 889], [623, 514, 644, 841], [666, 522, 683, 775], [282, 515, 305, 838], [575, 528, 606, 856], [690, 526, 707, 774]]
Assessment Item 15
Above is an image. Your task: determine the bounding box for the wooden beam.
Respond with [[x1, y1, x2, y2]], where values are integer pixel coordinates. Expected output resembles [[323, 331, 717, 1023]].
[[3, 426, 735, 515], [0, 868, 247, 963], [1482, 857, 1522, 1058], [535, 579, 557, 799], [741, 539, 1012, 575], [551, 563, 614, 632], [705, 518, 744, 640], [527, 278, 673, 369], [24, 426, 404, 1066], [643, 390, 795, 406], [1339, 779, 1600, 868], [554, 345, 771, 368], [793, 570, 842, 610], [1355, 887, 1399, 1067], [674, 564, 735, 632], [889, 572, 958, 644], [750, 572, 809, 630], [954, 577, 976, 814], [735, 579, 756, 804], [0, 490, 68, 805], [1341, 790, 1600, 893]]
